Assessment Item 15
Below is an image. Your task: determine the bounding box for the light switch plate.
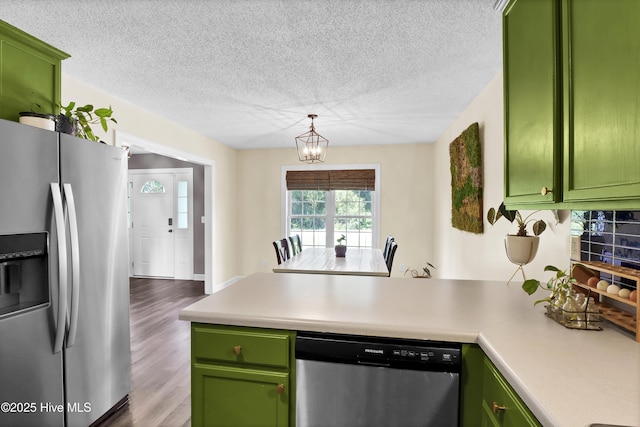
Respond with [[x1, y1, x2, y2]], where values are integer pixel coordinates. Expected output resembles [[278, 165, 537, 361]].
[[570, 236, 581, 260]]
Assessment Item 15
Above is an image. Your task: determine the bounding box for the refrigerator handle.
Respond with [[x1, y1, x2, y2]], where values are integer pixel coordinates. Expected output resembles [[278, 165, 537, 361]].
[[63, 183, 80, 348], [50, 183, 68, 354]]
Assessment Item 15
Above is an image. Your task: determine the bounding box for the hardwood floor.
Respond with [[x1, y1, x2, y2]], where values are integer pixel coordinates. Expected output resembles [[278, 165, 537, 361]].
[[99, 277, 206, 427]]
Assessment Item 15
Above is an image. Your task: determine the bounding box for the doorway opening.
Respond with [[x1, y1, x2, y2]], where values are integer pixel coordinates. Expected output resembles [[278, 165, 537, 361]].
[[115, 130, 214, 293], [128, 168, 194, 279]]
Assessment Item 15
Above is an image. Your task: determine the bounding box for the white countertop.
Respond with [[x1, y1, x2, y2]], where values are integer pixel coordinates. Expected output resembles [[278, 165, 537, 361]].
[[179, 272, 640, 427]]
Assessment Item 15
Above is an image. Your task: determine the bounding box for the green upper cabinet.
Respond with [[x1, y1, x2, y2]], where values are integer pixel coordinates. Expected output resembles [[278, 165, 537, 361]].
[[0, 20, 69, 121], [503, 0, 561, 206], [562, 0, 640, 204], [504, 0, 640, 209]]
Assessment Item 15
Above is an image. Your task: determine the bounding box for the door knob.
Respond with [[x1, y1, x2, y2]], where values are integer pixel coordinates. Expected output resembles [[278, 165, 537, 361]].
[[541, 186, 553, 196], [492, 401, 506, 415], [233, 345, 242, 356], [168, 229, 173, 233], [276, 384, 285, 394]]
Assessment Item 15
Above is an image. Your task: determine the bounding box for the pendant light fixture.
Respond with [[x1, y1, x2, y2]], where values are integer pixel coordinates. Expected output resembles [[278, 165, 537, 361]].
[[295, 114, 328, 163]]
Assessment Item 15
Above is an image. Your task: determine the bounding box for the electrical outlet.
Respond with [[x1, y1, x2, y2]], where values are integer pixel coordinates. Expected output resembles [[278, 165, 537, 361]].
[[262, 258, 268, 267], [399, 263, 405, 272]]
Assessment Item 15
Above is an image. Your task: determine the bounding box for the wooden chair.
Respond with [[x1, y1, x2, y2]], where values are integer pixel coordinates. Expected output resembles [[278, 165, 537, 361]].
[[383, 235, 395, 260], [281, 238, 291, 261], [289, 234, 302, 256], [273, 239, 291, 265], [386, 241, 398, 276]]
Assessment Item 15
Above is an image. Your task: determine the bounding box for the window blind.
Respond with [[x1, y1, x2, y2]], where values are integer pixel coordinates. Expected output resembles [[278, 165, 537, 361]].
[[286, 169, 375, 191]]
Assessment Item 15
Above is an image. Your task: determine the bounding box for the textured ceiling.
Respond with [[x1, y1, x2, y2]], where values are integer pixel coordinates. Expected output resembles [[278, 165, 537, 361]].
[[2, 1, 503, 150]]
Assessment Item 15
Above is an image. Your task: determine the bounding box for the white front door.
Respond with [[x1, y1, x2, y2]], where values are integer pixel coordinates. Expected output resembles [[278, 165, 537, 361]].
[[131, 173, 175, 277]]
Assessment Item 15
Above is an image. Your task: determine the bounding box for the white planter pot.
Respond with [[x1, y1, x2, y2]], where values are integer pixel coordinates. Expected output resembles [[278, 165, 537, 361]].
[[19, 112, 56, 131], [504, 235, 539, 265]]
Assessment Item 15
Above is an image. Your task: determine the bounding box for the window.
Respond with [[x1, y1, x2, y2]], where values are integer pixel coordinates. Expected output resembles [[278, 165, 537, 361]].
[[140, 179, 166, 194], [177, 180, 188, 229], [284, 167, 379, 249]]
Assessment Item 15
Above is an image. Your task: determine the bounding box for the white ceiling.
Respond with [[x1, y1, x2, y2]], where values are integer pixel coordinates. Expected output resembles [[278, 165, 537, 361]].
[[2, 1, 503, 150]]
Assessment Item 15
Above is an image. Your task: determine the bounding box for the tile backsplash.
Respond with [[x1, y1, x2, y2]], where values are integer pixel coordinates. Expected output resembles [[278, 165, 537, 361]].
[[571, 210, 640, 273]]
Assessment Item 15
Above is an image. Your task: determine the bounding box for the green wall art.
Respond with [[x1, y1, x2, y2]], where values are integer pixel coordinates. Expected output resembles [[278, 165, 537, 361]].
[[449, 122, 483, 234]]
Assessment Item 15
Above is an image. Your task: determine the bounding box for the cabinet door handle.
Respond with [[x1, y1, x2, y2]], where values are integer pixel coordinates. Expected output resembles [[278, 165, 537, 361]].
[[276, 384, 285, 394], [541, 186, 553, 196], [492, 401, 506, 415], [233, 345, 242, 356]]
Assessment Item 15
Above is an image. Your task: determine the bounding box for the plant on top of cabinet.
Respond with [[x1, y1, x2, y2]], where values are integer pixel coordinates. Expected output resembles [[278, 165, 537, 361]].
[[58, 102, 117, 142]]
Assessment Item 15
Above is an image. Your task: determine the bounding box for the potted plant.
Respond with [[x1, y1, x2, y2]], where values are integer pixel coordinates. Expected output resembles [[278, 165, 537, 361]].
[[522, 265, 573, 305], [335, 234, 347, 257], [57, 102, 117, 141], [521, 265, 598, 327], [404, 261, 436, 278], [487, 202, 547, 265]]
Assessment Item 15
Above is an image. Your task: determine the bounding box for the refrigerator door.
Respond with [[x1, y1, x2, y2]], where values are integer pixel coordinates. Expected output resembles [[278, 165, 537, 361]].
[[59, 134, 131, 426], [0, 119, 65, 426]]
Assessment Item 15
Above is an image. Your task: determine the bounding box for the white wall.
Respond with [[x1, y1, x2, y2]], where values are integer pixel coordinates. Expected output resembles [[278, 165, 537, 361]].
[[432, 72, 571, 282], [237, 144, 435, 277], [62, 75, 239, 288]]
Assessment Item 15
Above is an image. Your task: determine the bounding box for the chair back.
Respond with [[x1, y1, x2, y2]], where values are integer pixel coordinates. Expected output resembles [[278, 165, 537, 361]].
[[280, 238, 291, 261], [386, 241, 398, 275], [273, 239, 291, 265], [383, 235, 395, 260], [289, 234, 302, 256], [273, 240, 284, 265]]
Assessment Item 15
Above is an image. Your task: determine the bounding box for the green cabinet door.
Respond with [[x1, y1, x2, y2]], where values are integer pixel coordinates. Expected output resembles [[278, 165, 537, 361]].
[[190, 324, 295, 427], [562, 0, 640, 204], [192, 364, 289, 427], [503, 0, 561, 206], [480, 357, 541, 427], [460, 345, 540, 427]]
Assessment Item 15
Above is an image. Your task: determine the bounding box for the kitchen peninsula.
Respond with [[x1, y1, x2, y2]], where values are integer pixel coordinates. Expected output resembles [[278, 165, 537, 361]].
[[179, 273, 640, 427]]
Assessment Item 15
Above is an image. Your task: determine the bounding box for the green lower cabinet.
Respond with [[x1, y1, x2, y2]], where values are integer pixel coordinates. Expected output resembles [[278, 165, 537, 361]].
[[480, 355, 540, 427], [191, 324, 295, 427], [461, 345, 540, 427], [192, 364, 289, 427]]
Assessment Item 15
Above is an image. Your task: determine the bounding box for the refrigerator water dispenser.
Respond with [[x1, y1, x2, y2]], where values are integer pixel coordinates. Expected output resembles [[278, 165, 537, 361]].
[[0, 232, 48, 318]]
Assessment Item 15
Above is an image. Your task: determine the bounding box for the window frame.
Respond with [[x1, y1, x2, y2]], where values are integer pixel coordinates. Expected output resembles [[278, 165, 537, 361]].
[[281, 164, 381, 249]]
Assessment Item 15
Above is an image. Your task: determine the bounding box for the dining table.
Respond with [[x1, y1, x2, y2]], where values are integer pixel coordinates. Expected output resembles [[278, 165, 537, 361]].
[[272, 247, 389, 277]]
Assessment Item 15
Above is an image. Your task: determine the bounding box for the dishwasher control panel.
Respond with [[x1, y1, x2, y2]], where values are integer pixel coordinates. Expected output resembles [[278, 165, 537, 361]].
[[296, 332, 462, 373]]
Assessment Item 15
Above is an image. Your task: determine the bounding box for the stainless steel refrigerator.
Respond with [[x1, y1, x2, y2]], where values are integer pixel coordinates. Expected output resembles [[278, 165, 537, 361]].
[[0, 118, 131, 426]]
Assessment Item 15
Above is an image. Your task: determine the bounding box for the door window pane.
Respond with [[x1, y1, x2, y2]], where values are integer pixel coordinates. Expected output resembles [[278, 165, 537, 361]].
[[140, 179, 166, 194], [177, 181, 188, 229]]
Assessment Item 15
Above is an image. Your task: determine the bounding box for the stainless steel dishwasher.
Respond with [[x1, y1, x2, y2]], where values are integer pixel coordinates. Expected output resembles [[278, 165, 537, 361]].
[[295, 333, 462, 427]]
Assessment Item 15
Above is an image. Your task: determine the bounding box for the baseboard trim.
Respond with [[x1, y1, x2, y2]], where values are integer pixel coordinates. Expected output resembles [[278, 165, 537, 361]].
[[192, 273, 205, 281]]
